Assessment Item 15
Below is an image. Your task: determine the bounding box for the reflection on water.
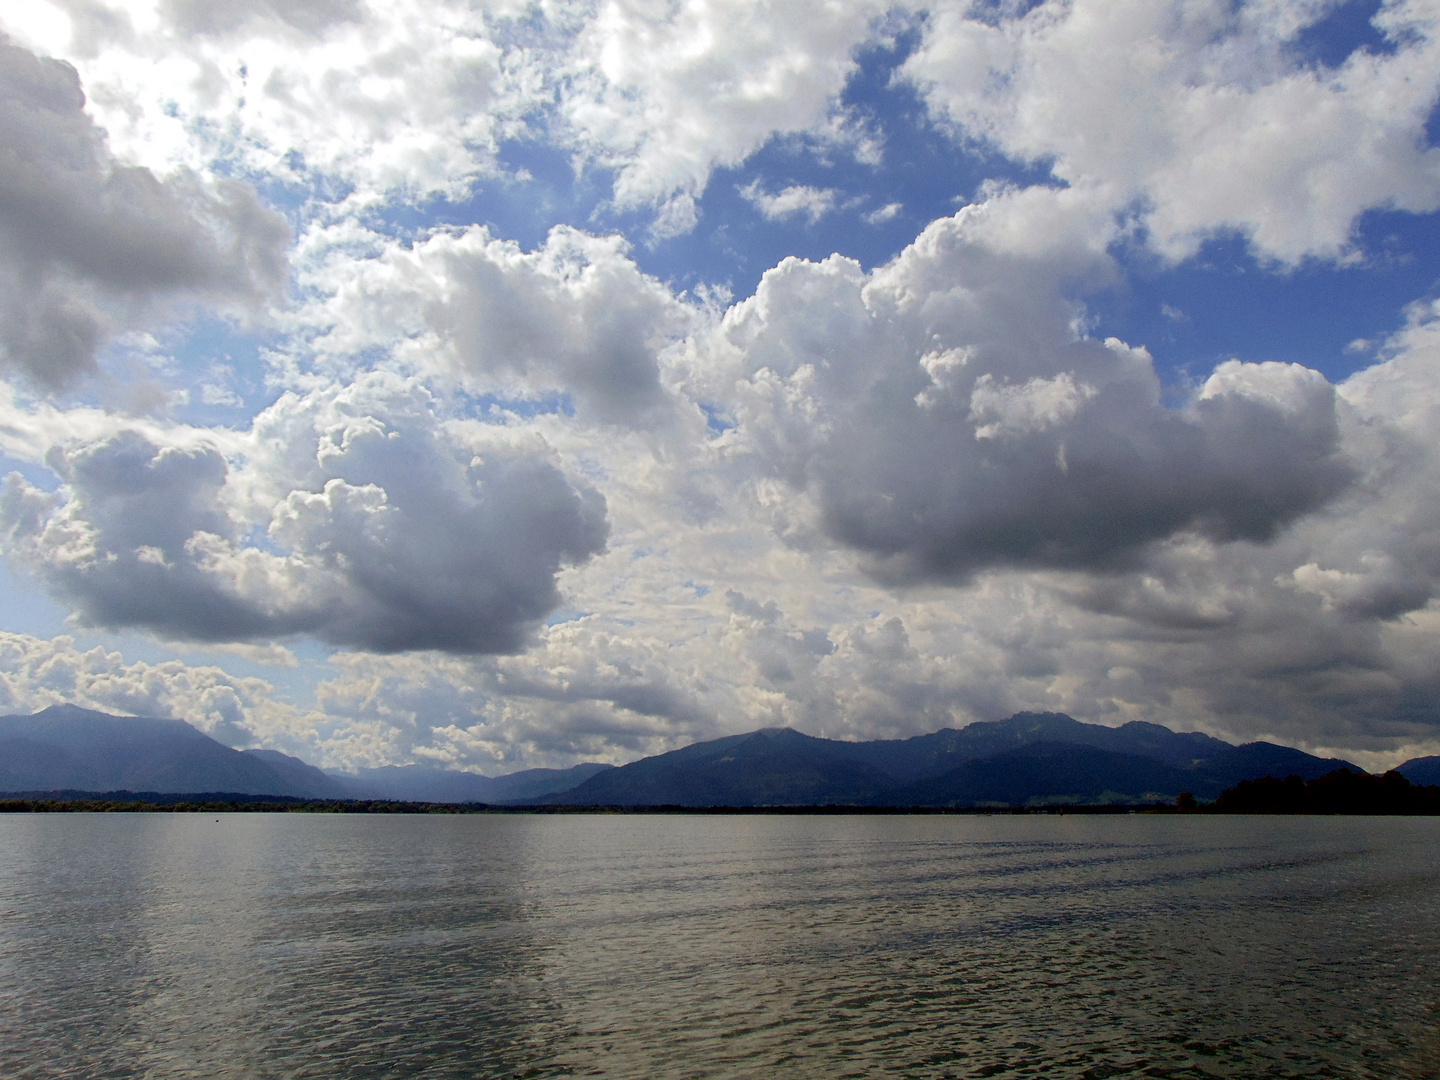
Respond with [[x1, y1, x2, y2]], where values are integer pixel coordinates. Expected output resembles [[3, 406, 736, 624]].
[[0, 814, 1436, 1079]]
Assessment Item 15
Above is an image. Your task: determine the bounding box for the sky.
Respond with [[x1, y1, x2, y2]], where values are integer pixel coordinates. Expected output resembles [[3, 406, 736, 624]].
[[2, 0, 1440, 774]]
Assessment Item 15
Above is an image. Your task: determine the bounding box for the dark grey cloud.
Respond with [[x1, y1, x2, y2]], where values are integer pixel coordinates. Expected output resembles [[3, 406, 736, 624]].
[[274, 439, 609, 653], [0, 36, 288, 388], [0, 377, 609, 653], [12, 432, 281, 641], [816, 353, 1353, 583]]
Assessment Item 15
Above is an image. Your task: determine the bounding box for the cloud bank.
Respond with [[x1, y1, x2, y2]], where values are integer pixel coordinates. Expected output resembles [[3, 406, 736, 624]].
[[1, 0, 1439, 773], [3, 374, 608, 653]]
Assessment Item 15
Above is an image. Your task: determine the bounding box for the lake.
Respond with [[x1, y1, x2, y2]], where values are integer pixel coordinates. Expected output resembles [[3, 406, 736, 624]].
[[1, 814, 1436, 1079]]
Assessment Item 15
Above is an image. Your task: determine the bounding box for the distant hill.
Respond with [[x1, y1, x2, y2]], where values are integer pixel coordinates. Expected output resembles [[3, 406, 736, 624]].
[[327, 764, 504, 804], [1396, 756, 1440, 786], [546, 728, 897, 806], [0, 705, 334, 797], [485, 764, 615, 803], [545, 714, 1363, 807], [873, 740, 1360, 808], [822, 713, 1236, 777], [0, 705, 609, 802], [878, 743, 1202, 807], [1194, 743, 1361, 790]]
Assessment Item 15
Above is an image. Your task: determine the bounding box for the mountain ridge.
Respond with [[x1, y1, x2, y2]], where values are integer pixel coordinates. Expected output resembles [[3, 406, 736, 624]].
[[0, 705, 326, 798], [1, 704, 1367, 806], [545, 715, 1363, 807], [1396, 756, 1440, 786], [0, 705, 613, 801]]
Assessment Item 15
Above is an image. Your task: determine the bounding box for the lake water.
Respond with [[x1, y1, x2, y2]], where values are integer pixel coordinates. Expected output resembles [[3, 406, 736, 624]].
[[0, 814, 1436, 1079]]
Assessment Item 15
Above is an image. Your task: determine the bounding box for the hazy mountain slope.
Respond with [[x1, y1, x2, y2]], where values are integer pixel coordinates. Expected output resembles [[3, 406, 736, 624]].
[[546, 728, 898, 806], [819, 713, 1235, 781], [878, 743, 1198, 807], [243, 749, 356, 799], [1073, 721, 1237, 766], [0, 704, 613, 801], [485, 763, 614, 803], [880, 742, 1364, 808], [1, 704, 1368, 807], [1189, 744, 1362, 789], [548, 714, 1239, 806], [332, 761, 612, 802], [0, 705, 316, 796]]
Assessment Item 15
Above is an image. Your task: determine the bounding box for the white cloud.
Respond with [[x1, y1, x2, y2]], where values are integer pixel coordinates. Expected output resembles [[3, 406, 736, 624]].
[[13, 257, 1440, 764], [16, 0, 1436, 258], [5, 0, 891, 231], [969, 371, 1098, 441], [901, 0, 1440, 263], [293, 223, 700, 424], [739, 180, 840, 224], [866, 201, 902, 224], [557, 0, 890, 221], [2, 0, 534, 207], [4, 0, 1440, 773]]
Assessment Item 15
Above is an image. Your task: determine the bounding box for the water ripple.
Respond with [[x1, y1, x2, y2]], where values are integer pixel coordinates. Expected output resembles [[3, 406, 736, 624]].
[[1, 815, 1436, 1079]]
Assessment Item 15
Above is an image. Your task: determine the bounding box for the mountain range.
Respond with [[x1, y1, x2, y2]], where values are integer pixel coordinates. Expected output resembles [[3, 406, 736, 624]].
[[0, 706, 344, 798], [0, 705, 609, 803], [6, 704, 1422, 807], [543, 715, 1367, 807]]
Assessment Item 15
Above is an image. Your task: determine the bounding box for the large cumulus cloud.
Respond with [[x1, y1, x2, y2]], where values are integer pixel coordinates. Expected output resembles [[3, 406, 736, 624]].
[[0, 35, 287, 387], [0, 374, 608, 652], [698, 190, 1355, 582]]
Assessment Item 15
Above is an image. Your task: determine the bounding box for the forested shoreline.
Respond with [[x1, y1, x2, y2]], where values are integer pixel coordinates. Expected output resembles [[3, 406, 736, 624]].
[[4, 769, 1438, 815]]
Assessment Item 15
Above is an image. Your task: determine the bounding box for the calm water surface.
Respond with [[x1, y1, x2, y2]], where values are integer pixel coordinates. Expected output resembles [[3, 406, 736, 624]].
[[0, 814, 1436, 1079]]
